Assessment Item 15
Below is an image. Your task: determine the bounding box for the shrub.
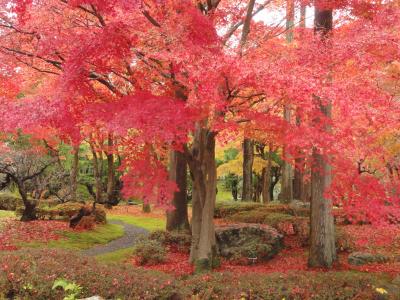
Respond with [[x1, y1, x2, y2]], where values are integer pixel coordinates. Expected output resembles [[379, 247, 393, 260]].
[[181, 271, 399, 300], [214, 201, 265, 218], [148, 230, 191, 252], [0, 193, 23, 211], [134, 239, 167, 265], [228, 209, 304, 235], [0, 248, 179, 299]]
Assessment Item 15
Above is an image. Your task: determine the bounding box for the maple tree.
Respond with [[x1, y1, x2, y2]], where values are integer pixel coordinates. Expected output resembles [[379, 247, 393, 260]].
[[0, 0, 399, 269]]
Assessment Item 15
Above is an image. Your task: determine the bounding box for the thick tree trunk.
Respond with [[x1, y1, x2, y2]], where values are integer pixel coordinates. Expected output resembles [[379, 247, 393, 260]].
[[106, 135, 116, 207], [241, 138, 254, 201], [187, 122, 217, 271], [70, 144, 79, 201], [166, 150, 190, 232], [308, 7, 336, 268], [19, 184, 37, 221]]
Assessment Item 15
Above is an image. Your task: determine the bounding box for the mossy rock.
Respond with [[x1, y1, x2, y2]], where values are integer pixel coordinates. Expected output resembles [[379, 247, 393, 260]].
[[215, 224, 283, 264], [348, 252, 390, 266]]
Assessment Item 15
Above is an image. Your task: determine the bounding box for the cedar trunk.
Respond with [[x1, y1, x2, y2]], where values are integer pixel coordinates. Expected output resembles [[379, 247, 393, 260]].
[[187, 123, 217, 271], [166, 150, 190, 232], [106, 135, 116, 207], [261, 149, 272, 203], [89, 143, 102, 206], [70, 144, 79, 201], [308, 8, 336, 268], [241, 138, 254, 201]]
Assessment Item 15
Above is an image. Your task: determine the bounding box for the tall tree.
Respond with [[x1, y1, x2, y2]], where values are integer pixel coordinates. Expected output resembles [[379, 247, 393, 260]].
[[308, 7, 336, 268], [279, 0, 295, 203], [240, 0, 256, 202]]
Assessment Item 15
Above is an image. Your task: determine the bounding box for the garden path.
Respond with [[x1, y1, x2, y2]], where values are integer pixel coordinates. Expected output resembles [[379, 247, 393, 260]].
[[82, 220, 148, 256]]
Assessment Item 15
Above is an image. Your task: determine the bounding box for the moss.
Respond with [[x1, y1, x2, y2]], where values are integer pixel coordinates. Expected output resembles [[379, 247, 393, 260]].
[[0, 210, 15, 219], [24, 223, 124, 250], [95, 247, 134, 264], [214, 201, 265, 218], [108, 214, 165, 231], [194, 258, 212, 273]]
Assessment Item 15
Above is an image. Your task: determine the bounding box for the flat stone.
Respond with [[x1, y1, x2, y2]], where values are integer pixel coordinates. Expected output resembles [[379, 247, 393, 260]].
[[348, 252, 390, 266]]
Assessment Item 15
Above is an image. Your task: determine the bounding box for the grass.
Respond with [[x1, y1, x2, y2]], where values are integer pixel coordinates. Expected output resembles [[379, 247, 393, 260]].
[[24, 223, 124, 250], [0, 210, 15, 219], [96, 246, 135, 263], [216, 182, 235, 202], [108, 214, 165, 232]]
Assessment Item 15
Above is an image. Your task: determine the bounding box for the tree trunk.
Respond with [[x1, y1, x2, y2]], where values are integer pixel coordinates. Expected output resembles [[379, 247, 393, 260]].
[[242, 138, 254, 201], [308, 7, 336, 268], [187, 122, 217, 272], [166, 150, 190, 232], [300, 4, 306, 29], [279, 0, 295, 204], [293, 156, 303, 200], [18, 183, 37, 221], [106, 134, 116, 207], [142, 203, 151, 213], [262, 153, 272, 203], [89, 143, 102, 206], [70, 144, 79, 201]]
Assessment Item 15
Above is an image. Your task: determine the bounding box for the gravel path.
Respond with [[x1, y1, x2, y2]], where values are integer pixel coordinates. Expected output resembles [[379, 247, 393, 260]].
[[82, 220, 149, 256]]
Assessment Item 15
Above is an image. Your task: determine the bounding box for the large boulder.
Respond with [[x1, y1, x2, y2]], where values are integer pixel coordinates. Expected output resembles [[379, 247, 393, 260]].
[[215, 224, 283, 264], [348, 252, 390, 266]]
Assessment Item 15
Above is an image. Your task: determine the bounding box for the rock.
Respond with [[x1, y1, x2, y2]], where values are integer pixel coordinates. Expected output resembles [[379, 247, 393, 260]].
[[289, 200, 310, 210], [215, 224, 283, 264], [348, 252, 390, 266]]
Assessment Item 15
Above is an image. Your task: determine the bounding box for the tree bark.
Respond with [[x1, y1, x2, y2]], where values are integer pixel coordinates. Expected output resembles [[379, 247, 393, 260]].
[[89, 142, 102, 206], [70, 144, 79, 201], [300, 4, 306, 29], [166, 150, 190, 232], [279, 0, 295, 204], [279, 108, 293, 203], [242, 138, 254, 201], [308, 7, 336, 268], [261, 147, 272, 203], [18, 182, 37, 221], [187, 122, 217, 272], [106, 134, 116, 207]]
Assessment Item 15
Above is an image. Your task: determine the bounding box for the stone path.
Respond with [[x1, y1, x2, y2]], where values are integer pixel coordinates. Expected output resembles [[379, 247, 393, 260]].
[[82, 220, 149, 256]]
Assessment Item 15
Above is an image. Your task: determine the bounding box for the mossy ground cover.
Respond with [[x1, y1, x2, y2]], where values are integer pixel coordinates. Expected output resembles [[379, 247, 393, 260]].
[[23, 223, 125, 250], [0, 210, 15, 219]]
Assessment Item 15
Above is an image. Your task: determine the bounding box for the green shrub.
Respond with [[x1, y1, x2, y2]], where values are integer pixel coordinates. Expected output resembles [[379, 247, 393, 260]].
[[214, 201, 265, 218], [148, 230, 191, 252], [228, 209, 302, 231], [15, 202, 107, 224], [0, 193, 23, 211], [0, 248, 179, 299], [134, 239, 167, 265]]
